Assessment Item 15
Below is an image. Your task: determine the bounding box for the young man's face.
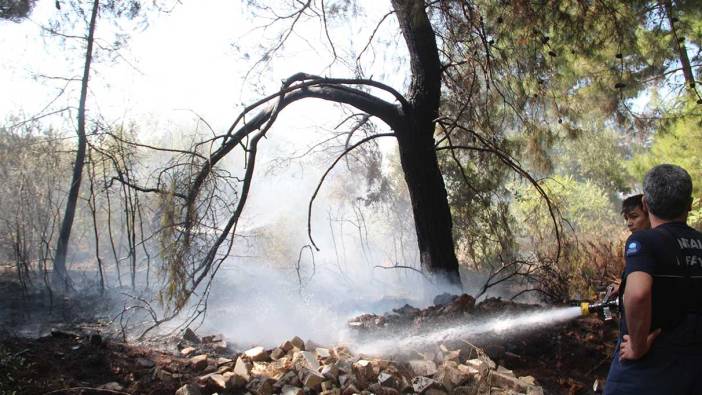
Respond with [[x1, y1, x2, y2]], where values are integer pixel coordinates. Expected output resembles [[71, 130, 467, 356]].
[[623, 206, 651, 233]]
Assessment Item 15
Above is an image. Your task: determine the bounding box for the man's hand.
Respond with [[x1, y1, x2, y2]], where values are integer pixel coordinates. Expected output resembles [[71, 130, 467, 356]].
[[619, 328, 661, 361]]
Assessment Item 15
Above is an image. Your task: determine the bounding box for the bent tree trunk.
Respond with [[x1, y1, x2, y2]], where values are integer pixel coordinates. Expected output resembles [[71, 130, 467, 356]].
[[179, 0, 462, 299], [53, 0, 100, 289], [396, 119, 461, 285], [392, 0, 461, 285]]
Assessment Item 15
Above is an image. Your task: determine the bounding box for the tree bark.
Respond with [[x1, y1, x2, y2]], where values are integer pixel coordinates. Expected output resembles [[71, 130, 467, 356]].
[[392, 0, 461, 285], [53, 0, 100, 289], [661, 0, 696, 94]]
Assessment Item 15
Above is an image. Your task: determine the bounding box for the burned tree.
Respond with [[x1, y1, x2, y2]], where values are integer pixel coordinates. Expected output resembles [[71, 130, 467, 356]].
[[166, 0, 460, 303], [150, 1, 568, 313]]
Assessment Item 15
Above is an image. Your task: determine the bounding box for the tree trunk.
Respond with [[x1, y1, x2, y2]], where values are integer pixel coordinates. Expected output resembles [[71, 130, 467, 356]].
[[53, 0, 100, 289], [392, 0, 461, 285], [396, 120, 461, 285], [661, 0, 696, 94]]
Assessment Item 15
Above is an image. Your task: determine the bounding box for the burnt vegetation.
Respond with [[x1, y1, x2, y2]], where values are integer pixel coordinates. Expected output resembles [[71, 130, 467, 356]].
[[0, 0, 701, 393]]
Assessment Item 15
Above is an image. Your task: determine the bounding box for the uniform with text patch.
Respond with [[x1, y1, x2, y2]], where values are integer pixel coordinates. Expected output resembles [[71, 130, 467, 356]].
[[605, 222, 702, 394]]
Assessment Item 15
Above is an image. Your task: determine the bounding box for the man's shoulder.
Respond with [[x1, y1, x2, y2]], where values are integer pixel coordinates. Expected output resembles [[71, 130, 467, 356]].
[[661, 222, 702, 239], [625, 229, 665, 258], [626, 229, 659, 245]]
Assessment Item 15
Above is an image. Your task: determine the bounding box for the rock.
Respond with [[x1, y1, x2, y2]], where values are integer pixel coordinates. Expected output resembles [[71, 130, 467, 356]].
[[378, 372, 398, 388], [321, 364, 340, 381], [316, 347, 332, 359], [425, 389, 448, 395], [183, 328, 200, 344], [190, 354, 209, 371], [353, 359, 375, 385], [442, 350, 461, 362], [271, 347, 286, 360], [181, 346, 196, 356], [293, 351, 320, 371], [281, 385, 304, 395], [409, 360, 438, 377], [464, 359, 490, 377], [244, 346, 269, 362], [217, 357, 233, 366], [496, 366, 514, 376], [334, 346, 353, 361], [300, 368, 325, 390], [136, 357, 155, 369], [200, 373, 227, 391], [489, 370, 528, 393], [342, 383, 360, 395], [280, 340, 294, 352], [519, 376, 536, 386], [527, 386, 545, 395], [234, 356, 252, 381], [435, 361, 472, 390], [290, 336, 305, 350], [433, 293, 458, 306], [213, 340, 228, 354], [153, 368, 174, 381], [453, 384, 480, 395], [247, 376, 276, 395], [99, 382, 124, 391], [175, 384, 202, 395], [224, 371, 247, 389], [393, 304, 421, 316], [411, 376, 436, 393], [275, 371, 301, 388]]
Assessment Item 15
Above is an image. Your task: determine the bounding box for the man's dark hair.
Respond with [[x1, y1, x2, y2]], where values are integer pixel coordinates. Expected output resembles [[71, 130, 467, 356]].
[[621, 194, 644, 215], [643, 164, 693, 220]]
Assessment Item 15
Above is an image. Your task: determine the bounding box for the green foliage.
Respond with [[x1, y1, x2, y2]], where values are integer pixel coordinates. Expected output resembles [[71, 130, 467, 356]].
[[629, 102, 702, 228], [0, 0, 35, 21], [512, 175, 617, 238], [511, 175, 622, 299]]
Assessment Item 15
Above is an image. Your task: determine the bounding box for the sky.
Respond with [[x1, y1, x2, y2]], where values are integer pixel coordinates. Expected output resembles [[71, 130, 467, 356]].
[[0, 1, 404, 134], [0, 0, 409, 246]]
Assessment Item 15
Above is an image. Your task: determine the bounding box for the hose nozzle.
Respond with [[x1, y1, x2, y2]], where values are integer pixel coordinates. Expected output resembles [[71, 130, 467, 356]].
[[580, 284, 618, 321], [580, 302, 590, 316]]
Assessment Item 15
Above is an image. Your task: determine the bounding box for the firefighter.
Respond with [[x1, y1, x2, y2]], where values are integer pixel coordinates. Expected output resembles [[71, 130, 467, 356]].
[[605, 164, 702, 394]]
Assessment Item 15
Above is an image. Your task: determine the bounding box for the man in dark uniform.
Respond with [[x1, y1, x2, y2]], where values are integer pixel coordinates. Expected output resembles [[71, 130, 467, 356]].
[[605, 164, 702, 394]]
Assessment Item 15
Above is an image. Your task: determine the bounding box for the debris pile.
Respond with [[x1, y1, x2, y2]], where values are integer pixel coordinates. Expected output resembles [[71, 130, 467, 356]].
[[0, 291, 616, 393], [348, 294, 539, 334], [173, 332, 544, 395], [169, 293, 545, 395]]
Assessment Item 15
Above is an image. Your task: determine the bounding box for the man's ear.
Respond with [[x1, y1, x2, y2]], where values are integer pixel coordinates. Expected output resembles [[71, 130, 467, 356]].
[[642, 195, 649, 213]]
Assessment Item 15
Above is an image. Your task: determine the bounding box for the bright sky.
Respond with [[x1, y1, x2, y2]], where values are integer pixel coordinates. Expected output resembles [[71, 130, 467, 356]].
[[0, 1, 404, 138]]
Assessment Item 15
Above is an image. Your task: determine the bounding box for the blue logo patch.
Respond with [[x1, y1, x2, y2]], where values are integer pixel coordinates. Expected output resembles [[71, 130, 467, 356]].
[[626, 241, 641, 257]]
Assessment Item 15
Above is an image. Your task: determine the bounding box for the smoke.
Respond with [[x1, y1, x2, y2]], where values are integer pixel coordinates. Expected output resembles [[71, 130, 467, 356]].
[[191, 121, 474, 349], [200, 254, 462, 349]]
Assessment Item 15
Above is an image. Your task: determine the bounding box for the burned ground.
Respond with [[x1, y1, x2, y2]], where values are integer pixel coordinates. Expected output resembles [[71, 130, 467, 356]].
[[0, 281, 616, 395]]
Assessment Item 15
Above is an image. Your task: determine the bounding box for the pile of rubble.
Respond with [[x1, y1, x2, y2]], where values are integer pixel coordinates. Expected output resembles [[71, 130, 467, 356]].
[[171, 294, 544, 395], [175, 334, 542, 395], [348, 294, 539, 334]]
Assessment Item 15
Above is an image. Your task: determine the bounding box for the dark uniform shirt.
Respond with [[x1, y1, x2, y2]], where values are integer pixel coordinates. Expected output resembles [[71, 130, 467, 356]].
[[621, 221, 702, 350]]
